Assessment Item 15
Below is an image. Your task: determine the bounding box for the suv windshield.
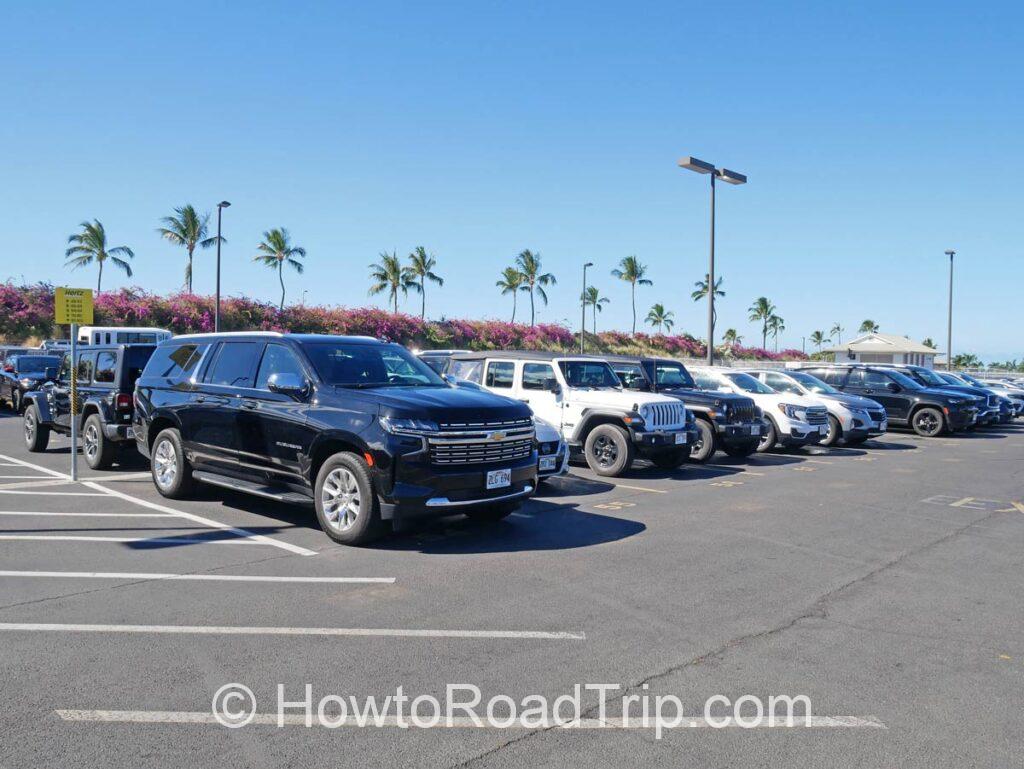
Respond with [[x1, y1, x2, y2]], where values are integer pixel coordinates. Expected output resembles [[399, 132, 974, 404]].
[[912, 368, 950, 387], [558, 361, 622, 389], [306, 343, 446, 388], [723, 371, 776, 395], [654, 362, 696, 389], [789, 371, 839, 394], [885, 370, 922, 390], [15, 356, 60, 373]]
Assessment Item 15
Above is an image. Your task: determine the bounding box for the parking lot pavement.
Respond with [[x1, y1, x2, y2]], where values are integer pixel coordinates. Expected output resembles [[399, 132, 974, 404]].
[[1, 409, 1023, 767]]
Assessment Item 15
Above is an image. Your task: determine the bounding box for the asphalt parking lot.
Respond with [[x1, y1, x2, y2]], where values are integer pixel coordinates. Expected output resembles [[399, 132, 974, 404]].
[[1, 409, 1022, 768]]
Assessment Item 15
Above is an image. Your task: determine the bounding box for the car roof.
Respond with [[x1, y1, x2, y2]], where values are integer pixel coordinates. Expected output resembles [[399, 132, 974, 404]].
[[167, 332, 382, 345], [449, 350, 600, 362]]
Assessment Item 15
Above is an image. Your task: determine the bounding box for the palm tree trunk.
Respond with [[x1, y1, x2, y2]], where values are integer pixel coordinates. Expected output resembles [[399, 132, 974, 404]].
[[592, 306, 597, 334], [187, 246, 194, 293], [630, 284, 636, 336], [529, 286, 535, 327], [392, 286, 398, 315], [421, 277, 426, 320], [762, 324, 767, 350], [511, 292, 517, 324], [97, 260, 103, 294], [278, 262, 285, 311]]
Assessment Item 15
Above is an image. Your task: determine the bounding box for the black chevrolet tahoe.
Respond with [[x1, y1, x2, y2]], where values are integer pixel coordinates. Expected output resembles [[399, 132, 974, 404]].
[[796, 364, 978, 437], [23, 344, 156, 468], [133, 333, 537, 545], [605, 355, 762, 461]]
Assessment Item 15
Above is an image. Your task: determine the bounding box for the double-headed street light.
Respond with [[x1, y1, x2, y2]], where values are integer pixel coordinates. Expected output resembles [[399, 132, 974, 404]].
[[944, 249, 956, 371], [678, 157, 747, 365], [214, 201, 231, 332], [581, 261, 594, 354]]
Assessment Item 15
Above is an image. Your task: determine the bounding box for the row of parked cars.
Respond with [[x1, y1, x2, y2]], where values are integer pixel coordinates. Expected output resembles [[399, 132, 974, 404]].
[[10, 332, 1023, 546]]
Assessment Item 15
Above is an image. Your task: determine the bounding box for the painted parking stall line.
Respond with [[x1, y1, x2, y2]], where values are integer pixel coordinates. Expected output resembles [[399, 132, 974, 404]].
[[0, 571, 395, 584]]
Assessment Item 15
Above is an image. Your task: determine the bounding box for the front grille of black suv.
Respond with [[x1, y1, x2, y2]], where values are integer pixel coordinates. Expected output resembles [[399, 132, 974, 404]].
[[726, 403, 757, 423], [429, 418, 535, 466]]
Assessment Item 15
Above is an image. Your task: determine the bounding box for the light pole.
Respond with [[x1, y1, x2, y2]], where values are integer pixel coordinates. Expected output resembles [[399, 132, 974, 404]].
[[945, 249, 955, 370], [678, 157, 747, 365], [214, 201, 231, 332], [580, 262, 594, 354]]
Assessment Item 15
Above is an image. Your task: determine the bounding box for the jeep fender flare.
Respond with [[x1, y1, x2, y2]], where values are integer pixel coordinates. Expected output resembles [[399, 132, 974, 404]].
[[571, 408, 634, 444], [21, 391, 54, 423]]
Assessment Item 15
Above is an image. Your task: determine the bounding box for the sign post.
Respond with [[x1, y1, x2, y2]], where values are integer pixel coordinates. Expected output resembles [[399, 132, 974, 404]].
[[55, 288, 94, 481]]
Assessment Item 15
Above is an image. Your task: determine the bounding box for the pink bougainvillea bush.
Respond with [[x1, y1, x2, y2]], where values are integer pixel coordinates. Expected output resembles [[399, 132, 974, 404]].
[[0, 284, 807, 361]]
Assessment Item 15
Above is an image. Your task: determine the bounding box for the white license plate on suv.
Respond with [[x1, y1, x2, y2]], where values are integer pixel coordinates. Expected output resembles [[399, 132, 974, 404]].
[[674, 432, 687, 445], [819, 425, 828, 435], [486, 469, 512, 490], [749, 424, 760, 435], [125, 427, 135, 439], [539, 456, 557, 472]]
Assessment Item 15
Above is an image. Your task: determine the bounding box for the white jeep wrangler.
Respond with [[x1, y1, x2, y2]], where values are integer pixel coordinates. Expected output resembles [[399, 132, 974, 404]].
[[446, 352, 696, 476]]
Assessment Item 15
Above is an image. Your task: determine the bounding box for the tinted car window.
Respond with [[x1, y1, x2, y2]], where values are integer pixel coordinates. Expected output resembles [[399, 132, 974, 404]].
[[850, 369, 892, 388], [690, 370, 721, 390], [14, 356, 60, 374], [76, 352, 96, 383], [522, 362, 557, 390], [654, 362, 695, 388], [612, 364, 646, 388], [255, 345, 306, 389], [558, 361, 621, 388], [808, 368, 846, 386], [305, 343, 444, 387], [485, 361, 515, 388], [206, 343, 263, 387], [763, 372, 803, 395], [448, 359, 483, 384], [94, 351, 117, 384], [144, 343, 207, 381]]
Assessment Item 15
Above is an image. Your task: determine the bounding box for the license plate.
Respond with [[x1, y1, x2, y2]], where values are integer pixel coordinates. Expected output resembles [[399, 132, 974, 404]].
[[819, 425, 828, 435], [126, 427, 135, 439], [880, 421, 887, 430], [749, 424, 760, 435], [674, 432, 687, 445], [538, 457, 557, 472], [486, 469, 511, 489]]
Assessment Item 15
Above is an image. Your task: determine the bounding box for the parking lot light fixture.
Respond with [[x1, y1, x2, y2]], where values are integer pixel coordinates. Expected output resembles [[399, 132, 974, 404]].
[[215, 201, 231, 332], [678, 157, 747, 366], [581, 262, 594, 354], [945, 249, 955, 371]]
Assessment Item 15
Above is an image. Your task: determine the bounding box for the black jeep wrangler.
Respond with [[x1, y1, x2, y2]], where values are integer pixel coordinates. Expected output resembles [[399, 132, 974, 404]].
[[22, 344, 156, 469]]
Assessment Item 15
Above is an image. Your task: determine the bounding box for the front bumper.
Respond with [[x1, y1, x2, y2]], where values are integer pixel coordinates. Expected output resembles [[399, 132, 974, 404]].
[[538, 443, 569, 479], [778, 421, 827, 447], [947, 407, 978, 430], [842, 411, 888, 438], [630, 424, 698, 452], [715, 420, 763, 447]]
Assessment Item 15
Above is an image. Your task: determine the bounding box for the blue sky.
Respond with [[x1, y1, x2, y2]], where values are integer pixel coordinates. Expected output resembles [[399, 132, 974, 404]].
[[2, 1, 1021, 360]]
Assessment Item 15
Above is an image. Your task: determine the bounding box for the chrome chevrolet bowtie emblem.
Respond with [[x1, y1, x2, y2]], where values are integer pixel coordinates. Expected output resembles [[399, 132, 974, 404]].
[[488, 431, 507, 441]]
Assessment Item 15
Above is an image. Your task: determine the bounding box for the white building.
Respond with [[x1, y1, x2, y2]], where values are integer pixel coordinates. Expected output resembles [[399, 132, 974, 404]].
[[822, 333, 938, 368]]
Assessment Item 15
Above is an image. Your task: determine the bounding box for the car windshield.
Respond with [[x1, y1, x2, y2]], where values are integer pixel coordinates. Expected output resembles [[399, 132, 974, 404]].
[[14, 356, 61, 373], [788, 371, 839, 394], [653, 362, 696, 388], [886, 370, 922, 389], [937, 372, 962, 385], [306, 343, 446, 388], [558, 361, 622, 389], [724, 372, 776, 394], [913, 368, 949, 387], [959, 373, 984, 387]]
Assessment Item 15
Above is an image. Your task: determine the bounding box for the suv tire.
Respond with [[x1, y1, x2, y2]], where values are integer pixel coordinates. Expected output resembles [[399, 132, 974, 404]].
[[314, 452, 383, 546], [688, 419, 716, 463], [911, 407, 946, 437], [756, 417, 778, 453], [821, 415, 842, 447], [650, 448, 689, 469], [24, 404, 50, 452], [151, 428, 194, 498], [83, 414, 116, 470], [584, 424, 634, 476]]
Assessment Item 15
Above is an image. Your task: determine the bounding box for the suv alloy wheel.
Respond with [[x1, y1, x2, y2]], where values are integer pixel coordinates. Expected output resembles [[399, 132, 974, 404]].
[[151, 428, 194, 498], [911, 407, 945, 437], [584, 424, 635, 476], [314, 453, 383, 545]]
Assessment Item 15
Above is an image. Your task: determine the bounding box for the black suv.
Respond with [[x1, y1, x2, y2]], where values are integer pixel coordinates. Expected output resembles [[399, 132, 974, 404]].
[[133, 333, 537, 545], [882, 364, 999, 425], [23, 344, 156, 467], [604, 355, 762, 461], [796, 364, 978, 437], [1, 353, 62, 413]]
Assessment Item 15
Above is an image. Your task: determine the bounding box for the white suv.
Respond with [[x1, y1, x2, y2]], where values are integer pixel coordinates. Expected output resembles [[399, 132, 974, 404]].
[[689, 367, 829, 452], [447, 352, 696, 476]]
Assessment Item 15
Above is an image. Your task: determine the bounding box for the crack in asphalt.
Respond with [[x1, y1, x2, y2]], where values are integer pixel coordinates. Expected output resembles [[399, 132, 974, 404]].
[[451, 504, 1012, 767]]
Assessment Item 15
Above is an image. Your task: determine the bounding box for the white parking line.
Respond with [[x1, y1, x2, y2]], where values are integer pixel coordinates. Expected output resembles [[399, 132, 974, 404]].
[[54, 709, 884, 729], [0, 510, 172, 518], [0, 490, 109, 496], [0, 622, 585, 640], [0, 570, 394, 584], [0, 454, 316, 557], [0, 475, 59, 479], [0, 535, 266, 546]]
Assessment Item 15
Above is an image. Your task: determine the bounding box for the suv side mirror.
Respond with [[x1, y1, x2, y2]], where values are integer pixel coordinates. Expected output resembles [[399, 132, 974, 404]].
[[886, 382, 901, 393], [44, 367, 58, 381], [267, 372, 309, 399], [544, 378, 561, 394]]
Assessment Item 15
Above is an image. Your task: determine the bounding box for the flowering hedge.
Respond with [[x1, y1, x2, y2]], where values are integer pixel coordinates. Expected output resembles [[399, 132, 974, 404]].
[[0, 284, 807, 361]]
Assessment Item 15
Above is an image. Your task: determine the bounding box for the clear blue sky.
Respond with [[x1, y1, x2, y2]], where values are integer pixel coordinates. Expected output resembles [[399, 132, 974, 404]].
[[2, 1, 1021, 360]]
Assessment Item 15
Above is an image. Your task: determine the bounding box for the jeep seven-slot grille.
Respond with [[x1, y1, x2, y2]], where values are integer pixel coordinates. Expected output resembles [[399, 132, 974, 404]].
[[805, 407, 828, 425], [726, 403, 757, 423], [643, 403, 686, 428], [429, 419, 535, 466]]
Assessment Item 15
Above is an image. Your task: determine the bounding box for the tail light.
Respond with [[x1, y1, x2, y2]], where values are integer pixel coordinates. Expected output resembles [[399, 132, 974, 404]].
[[115, 393, 133, 411]]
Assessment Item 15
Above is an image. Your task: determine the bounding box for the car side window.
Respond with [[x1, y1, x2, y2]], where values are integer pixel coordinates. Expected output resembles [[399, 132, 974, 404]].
[[94, 351, 117, 384], [76, 352, 96, 383], [522, 363, 556, 391], [448, 359, 483, 384], [205, 343, 263, 388], [612, 364, 645, 389], [862, 370, 892, 388], [485, 361, 515, 389], [255, 345, 306, 390], [812, 369, 845, 386], [765, 372, 801, 394]]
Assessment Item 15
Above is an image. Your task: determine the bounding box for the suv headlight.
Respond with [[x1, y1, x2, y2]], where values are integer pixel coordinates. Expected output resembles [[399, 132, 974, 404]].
[[777, 403, 803, 419], [19, 378, 35, 388], [378, 416, 439, 435]]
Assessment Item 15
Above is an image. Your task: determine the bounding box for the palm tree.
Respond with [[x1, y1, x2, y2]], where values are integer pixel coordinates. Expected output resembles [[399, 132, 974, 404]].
[[157, 204, 222, 293], [65, 220, 134, 294], [859, 319, 879, 333], [922, 337, 936, 349], [810, 330, 830, 351], [582, 286, 610, 333], [369, 251, 415, 314], [691, 274, 725, 330], [645, 303, 674, 334], [405, 247, 444, 320], [611, 255, 652, 335], [722, 328, 742, 347], [748, 297, 777, 349], [495, 266, 526, 323], [830, 322, 844, 345], [252, 228, 306, 310], [768, 315, 786, 351], [515, 250, 556, 327]]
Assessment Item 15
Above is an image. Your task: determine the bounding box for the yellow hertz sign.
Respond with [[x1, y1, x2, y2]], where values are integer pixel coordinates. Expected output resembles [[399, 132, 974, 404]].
[[55, 287, 94, 325]]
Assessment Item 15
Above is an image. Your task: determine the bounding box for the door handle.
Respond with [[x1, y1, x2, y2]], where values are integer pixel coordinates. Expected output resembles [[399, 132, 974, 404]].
[[194, 395, 205, 403]]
